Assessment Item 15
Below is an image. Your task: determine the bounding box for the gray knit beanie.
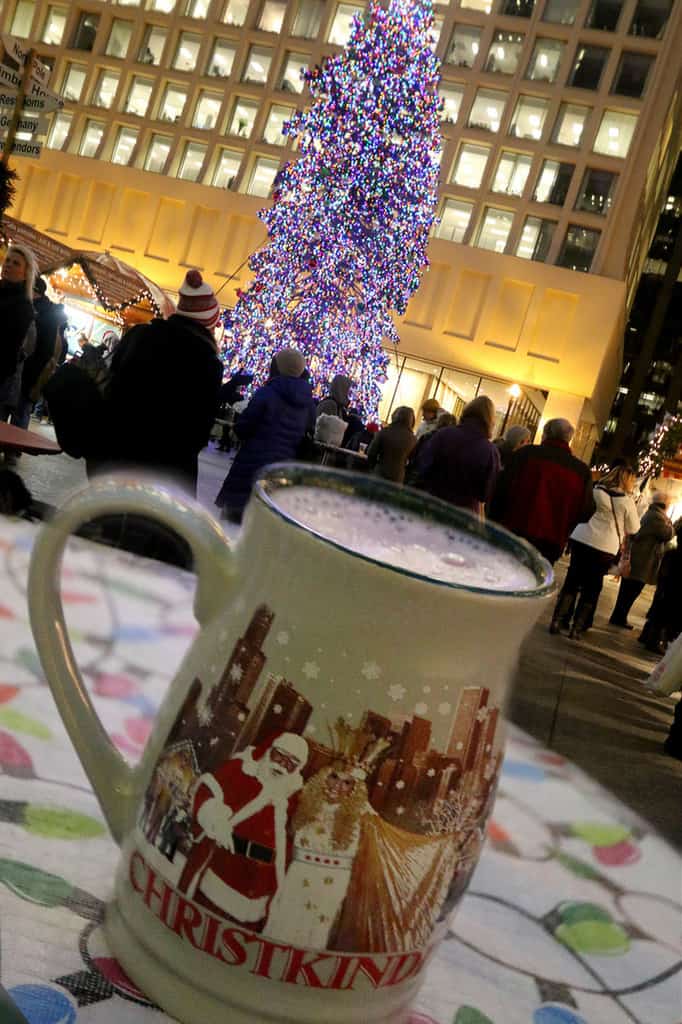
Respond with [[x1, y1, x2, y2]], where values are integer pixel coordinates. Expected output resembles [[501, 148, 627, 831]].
[[275, 348, 306, 378]]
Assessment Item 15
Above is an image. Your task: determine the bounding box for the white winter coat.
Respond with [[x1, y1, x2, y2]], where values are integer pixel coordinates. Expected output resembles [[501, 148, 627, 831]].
[[570, 486, 640, 557]]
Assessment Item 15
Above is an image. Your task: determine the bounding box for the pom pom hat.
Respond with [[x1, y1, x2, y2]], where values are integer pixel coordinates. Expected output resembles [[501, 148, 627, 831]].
[[177, 269, 221, 330]]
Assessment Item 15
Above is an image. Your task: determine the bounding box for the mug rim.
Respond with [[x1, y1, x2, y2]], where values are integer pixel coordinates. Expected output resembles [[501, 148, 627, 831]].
[[254, 463, 555, 600]]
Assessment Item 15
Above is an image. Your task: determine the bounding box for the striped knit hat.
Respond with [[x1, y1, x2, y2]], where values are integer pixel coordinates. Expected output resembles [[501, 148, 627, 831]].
[[177, 269, 220, 329]]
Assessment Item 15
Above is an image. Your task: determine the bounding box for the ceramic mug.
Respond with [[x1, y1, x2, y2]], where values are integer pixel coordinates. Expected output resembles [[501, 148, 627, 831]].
[[28, 465, 553, 1024]]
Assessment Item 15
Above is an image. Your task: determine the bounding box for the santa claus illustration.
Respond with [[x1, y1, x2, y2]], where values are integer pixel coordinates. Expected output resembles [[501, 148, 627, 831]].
[[177, 732, 309, 930]]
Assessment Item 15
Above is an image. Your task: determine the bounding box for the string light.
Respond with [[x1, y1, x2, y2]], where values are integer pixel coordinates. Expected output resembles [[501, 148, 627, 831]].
[[221, 0, 442, 418], [637, 414, 682, 481]]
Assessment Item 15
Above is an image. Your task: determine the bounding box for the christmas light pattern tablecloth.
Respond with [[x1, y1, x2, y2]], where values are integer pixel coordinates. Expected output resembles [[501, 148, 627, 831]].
[[0, 518, 679, 1024]]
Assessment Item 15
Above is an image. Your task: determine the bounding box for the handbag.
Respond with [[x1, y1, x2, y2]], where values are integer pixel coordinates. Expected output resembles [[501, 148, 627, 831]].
[[609, 495, 631, 578]]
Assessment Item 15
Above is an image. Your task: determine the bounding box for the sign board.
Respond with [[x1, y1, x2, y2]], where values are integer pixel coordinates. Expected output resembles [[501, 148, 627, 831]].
[[0, 137, 42, 159], [0, 74, 62, 112], [0, 112, 47, 135], [1, 35, 50, 88], [0, 60, 61, 108]]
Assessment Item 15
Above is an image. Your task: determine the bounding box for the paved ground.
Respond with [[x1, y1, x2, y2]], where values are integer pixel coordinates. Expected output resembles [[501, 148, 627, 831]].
[[8, 424, 682, 847]]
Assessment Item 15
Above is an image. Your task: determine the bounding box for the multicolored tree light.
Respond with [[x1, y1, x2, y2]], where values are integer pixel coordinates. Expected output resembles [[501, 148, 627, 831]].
[[222, 0, 442, 417], [637, 413, 682, 482]]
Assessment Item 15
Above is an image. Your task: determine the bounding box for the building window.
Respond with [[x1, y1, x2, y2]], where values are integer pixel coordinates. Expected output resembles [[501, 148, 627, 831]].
[[177, 141, 208, 182], [222, 0, 249, 24], [611, 52, 654, 97], [41, 6, 67, 45], [510, 95, 550, 140], [116, 0, 142, 5], [111, 125, 139, 165], [10, 1, 36, 38], [585, 0, 622, 30], [533, 159, 574, 204], [173, 32, 201, 71], [558, 224, 601, 272], [104, 19, 132, 58], [451, 142, 491, 189], [92, 69, 120, 109], [62, 63, 87, 103], [280, 52, 307, 93], [73, 12, 101, 52], [567, 44, 609, 90], [484, 31, 525, 75], [263, 104, 294, 145], [144, 134, 172, 173], [291, 0, 324, 37], [185, 0, 211, 14], [542, 0, 579, 24], [228, 96, 259, 137], [516, 216, 556, 260], [242, 46, 273, 85], [328, 4, 363, 45], [159, 83, 188, 122], [593, 109, 638, 158], [446, 25, 481, 68], [526, 38, 564, 82], [138, 25, 168, 66], [575, 168, 618, 214], [148, 0, 177, 10], [79, 120, 105, 159], [125, 77, 154, 117], [193, 91, 222, 130], [213, 148, 242, 188], [429, 16, 445, 51], [552, 102, 590, 146], [468, 89, 506, 133], [492, 150, 532, 196], [629, 0, 673, 38], [500, 0, 535, 15], [434, 198, 474, 242], [207, 39, 236, 77], [460, 0, 492, 10], [475, 207, 514, 252], [258, 0, 286, 32], [46, 111, 72, 150], [439, 83, 465, 125], [247, 156, 279, 197]]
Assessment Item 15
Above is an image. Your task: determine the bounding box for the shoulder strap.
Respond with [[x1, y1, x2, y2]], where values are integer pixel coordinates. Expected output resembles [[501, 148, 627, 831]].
[[609, 495, 622, 548]]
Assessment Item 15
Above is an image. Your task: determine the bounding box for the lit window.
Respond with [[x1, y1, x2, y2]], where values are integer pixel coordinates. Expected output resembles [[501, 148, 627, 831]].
[[328, 4, 363, 45], [526, 38, 564, 82], [62, 64, 87, 103], [567, 45, 609, 90], [222, 0, 249, 25], [533, 159, 574, 204], [557, 224, 601, 272], [434, 198, 474, 243], [451, 143, 491, 189], [586, 0, 622, 31], [475, 208, 514, 253], [159, 84, 188, 122], [263, 104, 294, 145], [138, 26, 168, 66], [542, 0, 579, 23], [213, 149, 242, 188], [484, 31, 525, 76], [246, 156, 280, 197], [460, 0, 491, 11], [79, 120, 105, 159], [500, 0, 535, 15], [177, 141, 208, 182], [242, 46, 273, 85], [292, 0, 324, 37], [551, 102, 590, 147], [516, 216, 556, 261], [492, 151, 532, 196], [173, 33, 202, 71], [446, 25, 481, 69], [575, 168, 618, 214], [10, 1, 35, 38], [105, 19, 133, 59], [147, 0, 177, 11], [629, 0, 672, 38], [73, 12, 101, 52], [46, 112, 72, 150], [111, 126, 139, 165], [41, 6, 67, 45], [439, 83, 464, 125], [612, 52, 654, 98], [280, 52, 307, 94], [116, 0, 142, 6], [429, 16, 444, 50], [185, 0, 211, 14], [258, 0, 286, 32], [510, 95, 550, 140], [468, 89, 506, 133], [228, 97, 259, 137], [92, 69, 121, 109], [593, 110, 638, 158], [193, 92, 223, 130], [207, 39, 236, 78], [125, 77, 154, 117], [144, 134, 172, 173]]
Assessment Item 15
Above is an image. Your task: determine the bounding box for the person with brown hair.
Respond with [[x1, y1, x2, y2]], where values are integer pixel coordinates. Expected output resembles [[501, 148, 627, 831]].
[[366, 405, 416, 484], [416, 395, 501, 515]]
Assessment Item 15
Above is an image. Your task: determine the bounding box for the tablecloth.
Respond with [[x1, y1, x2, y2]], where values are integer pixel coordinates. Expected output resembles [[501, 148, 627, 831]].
[[0, 517, 679, 1024]]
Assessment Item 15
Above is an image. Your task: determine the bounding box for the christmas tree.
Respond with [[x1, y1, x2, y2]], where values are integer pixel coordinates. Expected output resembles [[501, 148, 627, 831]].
[[223, 0, 442, 418]]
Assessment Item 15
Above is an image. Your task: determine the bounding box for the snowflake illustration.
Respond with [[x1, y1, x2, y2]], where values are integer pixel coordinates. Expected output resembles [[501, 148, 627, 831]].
[[388, 684, 406, 702], [414, 702, 428, 716], [197, 702, 213, 727], [396, 806, 405, 816], [422, 685, 431, 694], [426, 768, 436, 778], [302, 661, 320, 680], [276, 631, 290, 646], [476, 707, 489, 723], [395, 780, 405, 790], [361, 661, 382, 681], [273, 704, 283, 715], [438, 702, 452, 716], [229, 664, 243, 683]]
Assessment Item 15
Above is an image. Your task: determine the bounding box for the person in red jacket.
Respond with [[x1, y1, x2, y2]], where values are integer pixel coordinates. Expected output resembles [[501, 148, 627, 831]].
[[490, 418, 595, 566]]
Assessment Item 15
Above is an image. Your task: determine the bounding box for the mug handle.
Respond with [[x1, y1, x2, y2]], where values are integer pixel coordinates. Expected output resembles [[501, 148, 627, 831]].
[[27, 479, 236, 844]]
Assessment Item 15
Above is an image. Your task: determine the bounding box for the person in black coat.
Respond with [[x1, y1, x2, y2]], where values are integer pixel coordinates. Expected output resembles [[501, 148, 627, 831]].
[[0, 245, 36, 422], [14, 279, 66, 430], [215, 348, 315, 523]]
